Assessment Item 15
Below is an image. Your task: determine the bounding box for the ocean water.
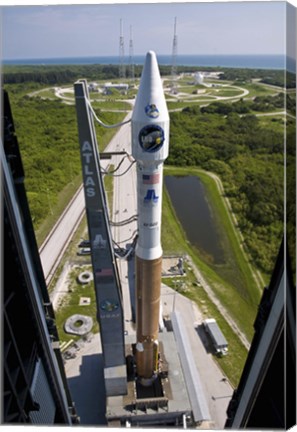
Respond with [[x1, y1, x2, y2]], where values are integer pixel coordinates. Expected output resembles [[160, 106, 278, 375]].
[[3, 54, 291, 70]]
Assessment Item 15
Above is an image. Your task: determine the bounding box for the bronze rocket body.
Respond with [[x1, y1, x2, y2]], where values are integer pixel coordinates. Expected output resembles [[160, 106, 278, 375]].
[[131, 51, 169, 383], [135, 256, 162, 378]]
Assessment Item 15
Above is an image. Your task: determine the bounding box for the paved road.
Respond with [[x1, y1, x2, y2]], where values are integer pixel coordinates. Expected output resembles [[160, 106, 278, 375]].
[[110, 120, 137, 336], [39, 186, 85, 285], [161, 285, 233, 428], [64, 333, 107, 425]]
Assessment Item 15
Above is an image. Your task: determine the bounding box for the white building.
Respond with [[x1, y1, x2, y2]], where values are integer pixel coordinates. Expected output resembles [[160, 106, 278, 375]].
[[103, 83, 129, 94], [194, 72, 204, 85]]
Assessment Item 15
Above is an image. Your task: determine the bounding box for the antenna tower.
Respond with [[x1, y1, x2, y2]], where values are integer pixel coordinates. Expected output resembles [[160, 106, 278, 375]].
[[129, 25, 135, 85], [119, 19, 126, 79], [171, 17, 178, 94]]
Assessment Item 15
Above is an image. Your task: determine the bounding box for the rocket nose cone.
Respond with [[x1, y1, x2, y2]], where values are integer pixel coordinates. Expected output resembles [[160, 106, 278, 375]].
[[146, 50, 157, 62], [142, 50, 159, 82], [132, 50, 168, 122]]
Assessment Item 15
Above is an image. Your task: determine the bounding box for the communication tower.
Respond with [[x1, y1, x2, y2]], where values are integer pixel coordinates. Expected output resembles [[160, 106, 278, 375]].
[[119, 19, 126, 79], [129, 25, 135, 85], [171, 17, 178, 94]]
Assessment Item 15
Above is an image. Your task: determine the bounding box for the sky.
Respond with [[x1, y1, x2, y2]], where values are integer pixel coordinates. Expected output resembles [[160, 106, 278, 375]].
[[0, 1, 294, 60]]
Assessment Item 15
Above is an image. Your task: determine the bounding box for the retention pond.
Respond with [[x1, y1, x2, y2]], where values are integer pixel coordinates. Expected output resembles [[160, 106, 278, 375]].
[[165, 175, 224, 264]]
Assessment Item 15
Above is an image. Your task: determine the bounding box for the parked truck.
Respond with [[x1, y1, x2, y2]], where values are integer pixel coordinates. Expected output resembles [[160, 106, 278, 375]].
[[203, 318, 228, 356]]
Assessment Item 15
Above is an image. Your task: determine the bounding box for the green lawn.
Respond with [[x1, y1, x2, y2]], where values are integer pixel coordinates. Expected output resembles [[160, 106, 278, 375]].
[[103, 164, 114, 218], [215, 89, 244, 97], [162, 166, 260, 341], [36, 88, 56, 98], [55, 265, 99, 345], [167, 100, 215, 110], [36, 174, 82, 247], [240, 82, 279, 98], [161, 166, 263, 386], [162, 271, 248, 388], [92, 100, 132, 110]]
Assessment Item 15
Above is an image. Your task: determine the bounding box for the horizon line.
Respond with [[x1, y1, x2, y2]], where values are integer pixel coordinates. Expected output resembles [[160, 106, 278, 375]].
[[3, 53, 287, 62]]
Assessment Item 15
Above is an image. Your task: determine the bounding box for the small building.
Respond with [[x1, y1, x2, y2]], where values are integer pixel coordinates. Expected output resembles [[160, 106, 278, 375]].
[[88, 82, 98, 92], [194, 72, 204, 85], [103, 83, 129, 94], [203, 318, 228, 356]]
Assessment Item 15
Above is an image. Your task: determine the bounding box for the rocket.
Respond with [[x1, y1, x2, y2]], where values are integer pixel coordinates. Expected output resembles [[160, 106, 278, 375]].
[[131, 51, 169, 384]]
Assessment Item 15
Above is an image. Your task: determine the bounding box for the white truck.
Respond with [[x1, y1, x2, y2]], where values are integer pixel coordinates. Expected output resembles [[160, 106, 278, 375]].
[[203, 318, 228, 356]]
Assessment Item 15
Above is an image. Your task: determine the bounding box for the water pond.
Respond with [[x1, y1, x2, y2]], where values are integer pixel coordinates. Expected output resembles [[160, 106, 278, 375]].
[[164, 175, 224, 264]]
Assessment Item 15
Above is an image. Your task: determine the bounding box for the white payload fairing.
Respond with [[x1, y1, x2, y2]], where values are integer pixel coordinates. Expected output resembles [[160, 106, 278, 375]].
[[131, 51, 169, 384]]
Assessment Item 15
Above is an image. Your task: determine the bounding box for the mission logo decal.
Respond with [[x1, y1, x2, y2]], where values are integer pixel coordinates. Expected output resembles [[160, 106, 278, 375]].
[[145, 103, 159, 118], [138, 125, 164, 153], [100, 299, 119, 312]]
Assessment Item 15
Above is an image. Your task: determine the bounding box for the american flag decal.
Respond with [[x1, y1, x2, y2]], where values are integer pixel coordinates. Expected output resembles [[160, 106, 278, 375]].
[[142, 173, 160, 184], [95, 268, 114, 284], [96, 268, 113, 276]]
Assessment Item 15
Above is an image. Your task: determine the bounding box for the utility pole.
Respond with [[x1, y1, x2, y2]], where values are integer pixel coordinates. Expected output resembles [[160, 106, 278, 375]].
[[129, 25, 135, 85], [171, 17, 178, 94], [119, 19, 125, 79]]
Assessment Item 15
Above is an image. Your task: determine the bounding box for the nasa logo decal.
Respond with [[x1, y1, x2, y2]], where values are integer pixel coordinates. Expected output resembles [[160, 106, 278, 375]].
[[145, 104, 159, 118]]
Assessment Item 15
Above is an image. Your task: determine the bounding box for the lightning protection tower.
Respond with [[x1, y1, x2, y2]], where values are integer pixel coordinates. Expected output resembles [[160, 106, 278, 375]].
[[129, 25, 135, 85], [171, 17, 178, 94], [119, 19, 126, 79]]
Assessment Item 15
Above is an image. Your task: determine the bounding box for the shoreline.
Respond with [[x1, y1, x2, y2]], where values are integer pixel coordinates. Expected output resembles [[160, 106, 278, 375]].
[[3, 53, 288, 70]]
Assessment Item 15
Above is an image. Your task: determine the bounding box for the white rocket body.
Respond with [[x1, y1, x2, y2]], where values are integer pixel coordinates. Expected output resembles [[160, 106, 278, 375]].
[[131, 51, 169, 382], [132, 51, 169, 260]]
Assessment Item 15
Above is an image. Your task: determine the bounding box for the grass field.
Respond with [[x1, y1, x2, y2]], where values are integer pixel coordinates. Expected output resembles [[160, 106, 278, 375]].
[[92, 100, 132, 110], [162, 271, 248, 388], [104, 164, 114, 217], [36, 174, 82, 247], [240, 82, 280, 98], [161, 166, 263, 385], [162, 166, 260, 341], [55, 265, 99, 345], [34, 116, 124, 247]]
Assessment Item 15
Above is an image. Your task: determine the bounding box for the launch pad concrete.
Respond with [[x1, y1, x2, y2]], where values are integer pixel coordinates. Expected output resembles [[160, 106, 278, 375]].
[[106, 332, 192, 427], [63, 283, 233, 427]]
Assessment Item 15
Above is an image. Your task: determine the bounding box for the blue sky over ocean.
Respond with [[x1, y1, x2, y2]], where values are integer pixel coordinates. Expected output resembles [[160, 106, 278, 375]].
[[1, 1, 294, 60]]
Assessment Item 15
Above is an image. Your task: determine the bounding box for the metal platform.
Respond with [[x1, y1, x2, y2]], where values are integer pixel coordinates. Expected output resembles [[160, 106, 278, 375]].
[[106, 333, 192, 427]]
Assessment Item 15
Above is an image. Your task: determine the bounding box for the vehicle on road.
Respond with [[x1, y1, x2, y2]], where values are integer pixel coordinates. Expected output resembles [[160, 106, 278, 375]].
[[79, 240, 90, 248], [203, 318, 228, 357], [77, 247, 91, 256]]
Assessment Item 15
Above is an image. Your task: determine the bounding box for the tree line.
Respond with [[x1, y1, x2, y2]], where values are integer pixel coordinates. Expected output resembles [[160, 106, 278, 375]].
[[4, 63, 293, 88], [200, 93, 295, 116], [167, 102, 293, 276], [219, 68, 295, 89], [6, 88, 124, 229]]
